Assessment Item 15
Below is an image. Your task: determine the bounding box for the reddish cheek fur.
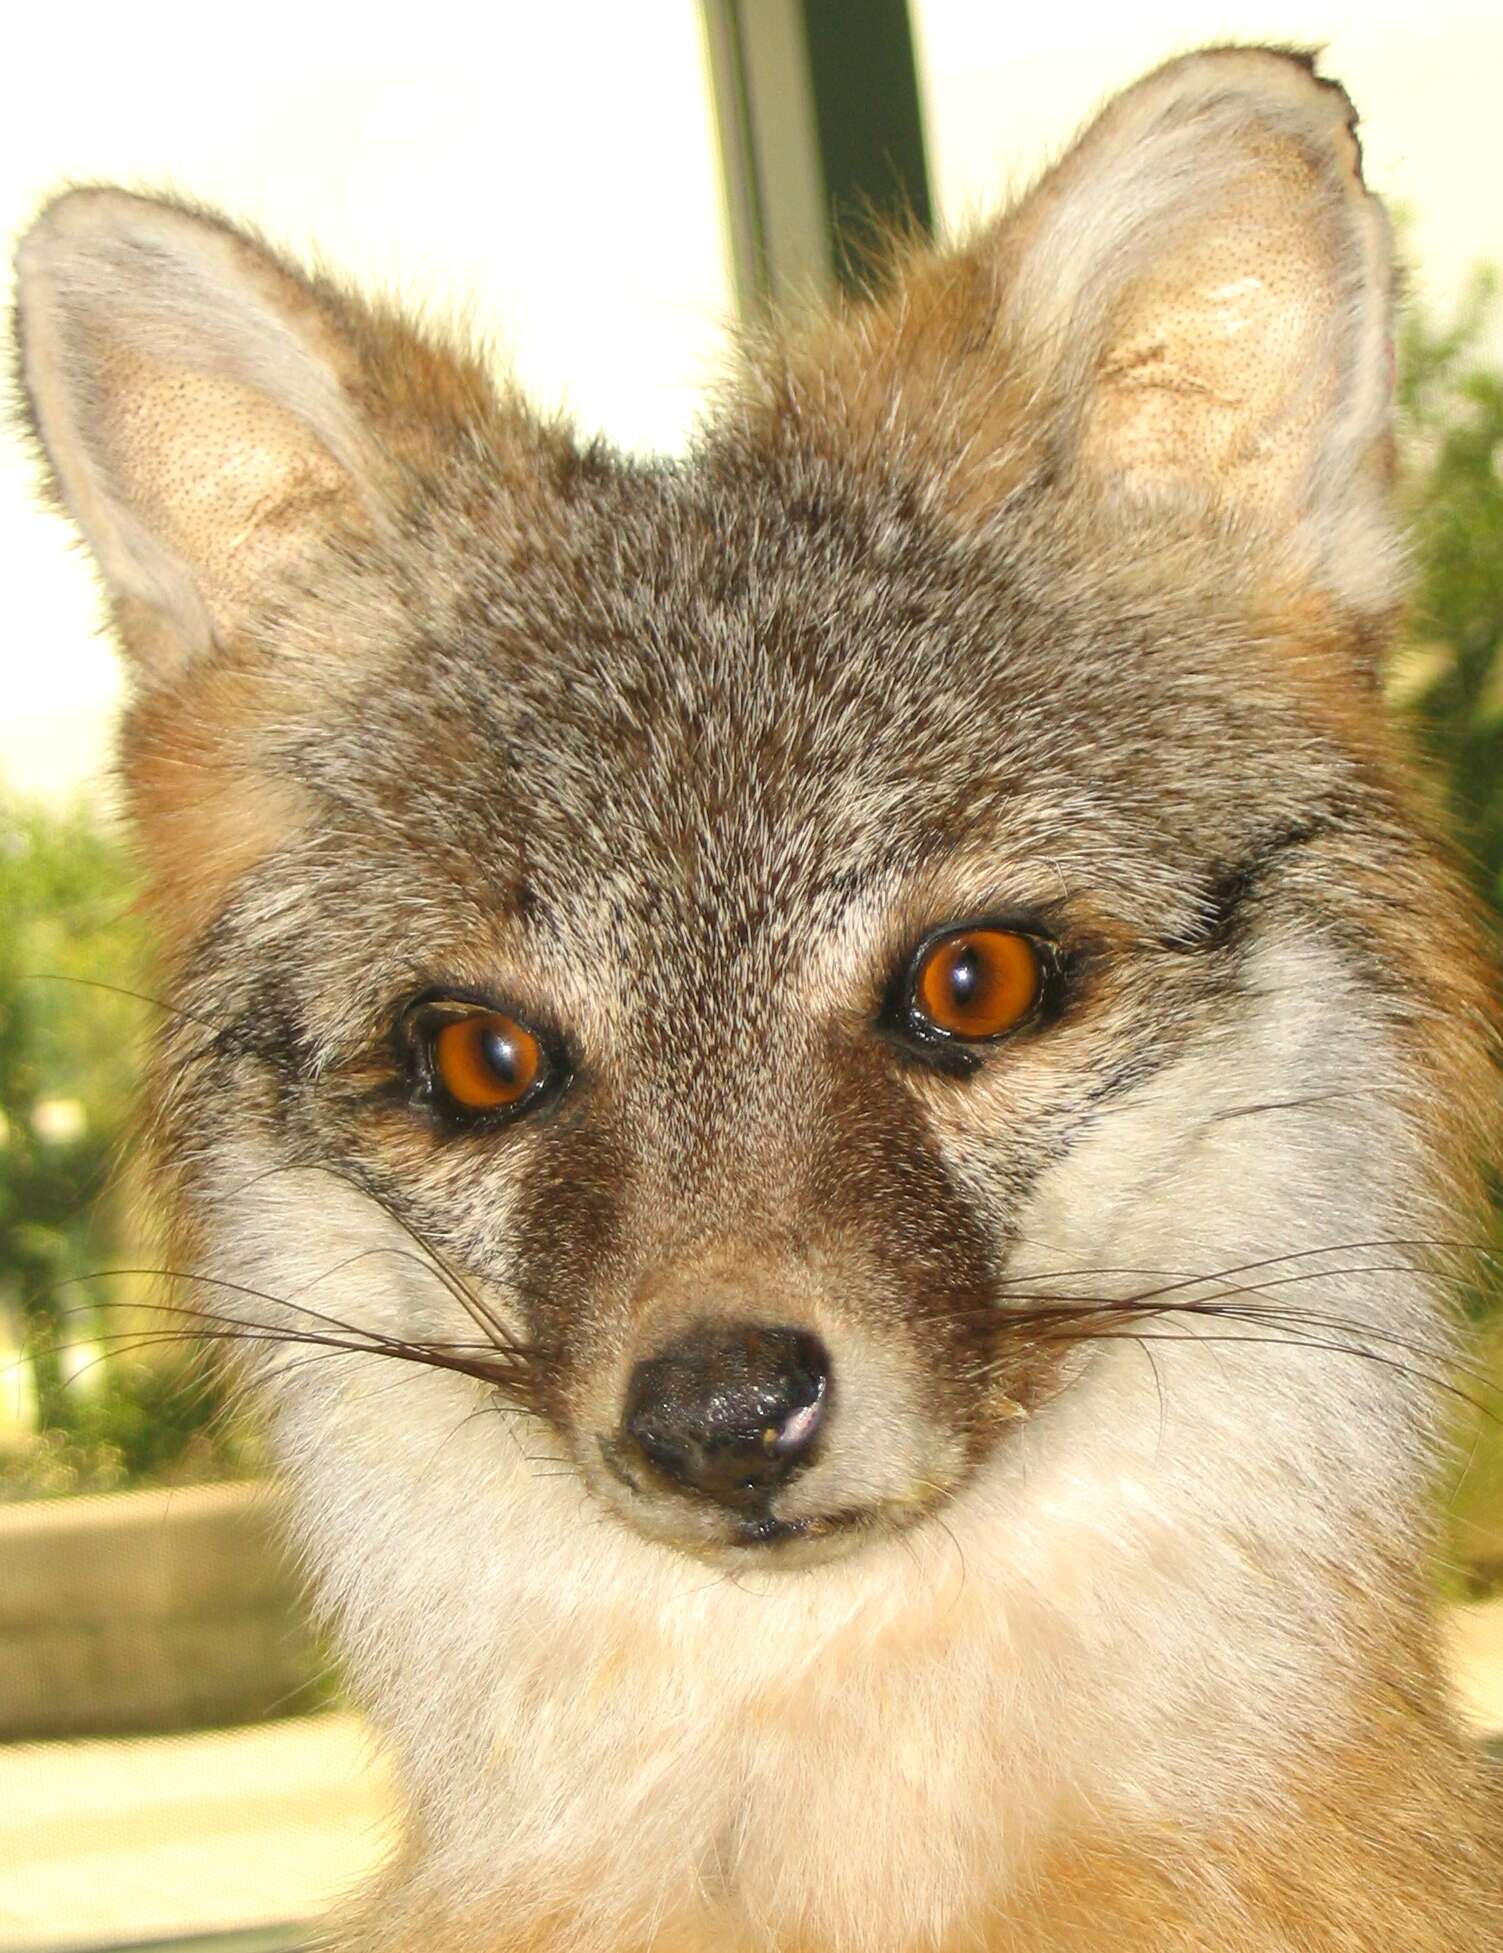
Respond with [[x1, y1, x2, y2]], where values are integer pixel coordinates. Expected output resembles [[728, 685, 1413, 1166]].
[[119, 653, 312, 965]]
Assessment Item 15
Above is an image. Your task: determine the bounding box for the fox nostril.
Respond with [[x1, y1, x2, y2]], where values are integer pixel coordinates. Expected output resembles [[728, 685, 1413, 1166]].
[[621, 1323, 830, 1510]]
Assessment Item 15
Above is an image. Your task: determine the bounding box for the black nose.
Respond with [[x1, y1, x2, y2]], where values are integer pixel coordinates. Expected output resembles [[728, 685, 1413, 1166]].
[[621, 1322, 830, 1510]]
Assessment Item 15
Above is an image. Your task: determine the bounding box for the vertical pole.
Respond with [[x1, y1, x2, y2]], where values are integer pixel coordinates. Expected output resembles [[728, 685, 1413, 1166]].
[[701, 0, 933, 316]]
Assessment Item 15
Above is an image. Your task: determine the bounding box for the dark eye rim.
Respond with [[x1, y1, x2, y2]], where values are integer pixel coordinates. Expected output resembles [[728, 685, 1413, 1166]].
[[397, 988, 573, 1130], [880, 914, 1063, 1075]]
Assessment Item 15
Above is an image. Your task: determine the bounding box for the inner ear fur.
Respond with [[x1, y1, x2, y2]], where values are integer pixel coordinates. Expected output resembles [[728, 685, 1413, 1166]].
[[1008, 50, 1393, 534], [14, 187, 499, 679]]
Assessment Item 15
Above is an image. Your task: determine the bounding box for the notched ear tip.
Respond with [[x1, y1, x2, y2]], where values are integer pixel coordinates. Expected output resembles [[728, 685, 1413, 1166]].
[[1120, 42, 1354, 137], [1104, 43, 1390, 285]]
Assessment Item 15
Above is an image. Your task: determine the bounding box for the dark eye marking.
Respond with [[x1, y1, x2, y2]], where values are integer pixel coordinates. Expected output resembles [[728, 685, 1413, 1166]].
[[211, 980, 309, 1075], [1161, 821, 1326, 953]]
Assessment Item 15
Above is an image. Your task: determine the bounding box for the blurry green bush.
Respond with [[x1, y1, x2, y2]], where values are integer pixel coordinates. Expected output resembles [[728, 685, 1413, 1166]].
[[0, 795, 262, 1498], [1395, 265, 1503, 916], [1393, 272, 1503, 1583]]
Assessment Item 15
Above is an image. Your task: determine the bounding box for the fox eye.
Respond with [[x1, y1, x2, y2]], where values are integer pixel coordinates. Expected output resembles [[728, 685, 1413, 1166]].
[[910, 927, 1044, 1042], [423, 1008, 549, 1116]]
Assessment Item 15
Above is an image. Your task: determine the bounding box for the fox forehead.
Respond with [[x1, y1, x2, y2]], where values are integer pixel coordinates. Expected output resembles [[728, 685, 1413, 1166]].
[[261, 440, 1348, 958]]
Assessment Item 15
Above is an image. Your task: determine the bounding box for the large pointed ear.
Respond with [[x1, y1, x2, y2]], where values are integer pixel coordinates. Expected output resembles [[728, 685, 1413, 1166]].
[[14, 189, 487, 679], [780, 49, 1397, 621], [1000, 47, 1394, 589]]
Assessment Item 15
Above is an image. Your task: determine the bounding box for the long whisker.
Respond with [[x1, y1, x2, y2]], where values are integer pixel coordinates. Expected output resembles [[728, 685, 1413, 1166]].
[[44, 1296, 514, 1363], [983, 1290, 1501, 1402], [995, 1236, 1495, 1308], [22, 971, 239, 1043], [979, 1302, 1502, 1427], [35, 1239, 542, 1369], [26, 1316, 535, 1395], [21, 1266, 543, 1404], [281, 1242, 535, 1360], [977, 1256, 1492, 1354], [34, 1265, 476, 1359], [221, 1158, 526, 1356], [1042, 1324, 1496, 1420]]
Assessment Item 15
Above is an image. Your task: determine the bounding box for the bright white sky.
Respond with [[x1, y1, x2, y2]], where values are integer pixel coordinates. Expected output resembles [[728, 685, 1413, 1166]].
[[3, 0, 1499, 800]]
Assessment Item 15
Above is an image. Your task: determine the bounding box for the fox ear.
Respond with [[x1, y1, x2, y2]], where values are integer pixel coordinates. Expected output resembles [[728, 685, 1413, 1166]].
[[15, 189, 416, 678], [999, 47, 1395, 601]]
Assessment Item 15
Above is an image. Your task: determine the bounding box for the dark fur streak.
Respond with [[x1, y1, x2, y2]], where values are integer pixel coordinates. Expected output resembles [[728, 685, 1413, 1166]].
[[1159, 820, 1327, 954]]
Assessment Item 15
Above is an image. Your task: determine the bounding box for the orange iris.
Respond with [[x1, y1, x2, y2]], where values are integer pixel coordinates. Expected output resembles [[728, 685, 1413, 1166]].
[[432, 1011, 544, 1110], [915, 929, 1042, 1040]]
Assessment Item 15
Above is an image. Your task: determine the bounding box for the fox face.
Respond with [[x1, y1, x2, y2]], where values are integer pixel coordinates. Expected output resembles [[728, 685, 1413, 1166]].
[[76, 433, 1449, 1569], [14, 45, 1499, 1953]]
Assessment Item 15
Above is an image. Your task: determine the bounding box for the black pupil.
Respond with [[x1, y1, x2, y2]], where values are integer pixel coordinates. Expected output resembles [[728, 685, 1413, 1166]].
[[480, 1023, 523, 1084], [948, 946, 983, 1007]]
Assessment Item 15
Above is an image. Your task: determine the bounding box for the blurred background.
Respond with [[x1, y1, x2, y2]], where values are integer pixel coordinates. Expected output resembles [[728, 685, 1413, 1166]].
[[2, 2, 1501, 1946]]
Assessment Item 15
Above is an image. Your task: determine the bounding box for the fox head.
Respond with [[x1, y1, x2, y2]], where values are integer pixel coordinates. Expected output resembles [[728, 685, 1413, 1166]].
[[13, 47, 1497, 1951]]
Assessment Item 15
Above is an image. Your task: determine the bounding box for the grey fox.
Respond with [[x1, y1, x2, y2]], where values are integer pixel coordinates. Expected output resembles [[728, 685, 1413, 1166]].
[[13, 44, 1502, 1953]]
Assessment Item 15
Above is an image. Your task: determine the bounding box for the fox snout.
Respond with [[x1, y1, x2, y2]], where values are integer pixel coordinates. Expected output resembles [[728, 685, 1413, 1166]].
[[617, 1321, 830, 1512], [579, 1248, 980, 1562]]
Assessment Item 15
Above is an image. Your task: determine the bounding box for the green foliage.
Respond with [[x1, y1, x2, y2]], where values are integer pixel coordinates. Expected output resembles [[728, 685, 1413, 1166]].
[[0, 796, 260, 1495], [1395, 265, 1503, 909], [1394, 274, 1503, 1336], [0, 798, 144, 1410], [1383, 272, 1503, 1581], [3, 1354, 266, 1501]]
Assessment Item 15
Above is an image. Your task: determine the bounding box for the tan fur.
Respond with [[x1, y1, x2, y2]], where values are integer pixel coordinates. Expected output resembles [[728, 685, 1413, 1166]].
[[117, 658, 308, 957], [12, 44, 1502, 1953]]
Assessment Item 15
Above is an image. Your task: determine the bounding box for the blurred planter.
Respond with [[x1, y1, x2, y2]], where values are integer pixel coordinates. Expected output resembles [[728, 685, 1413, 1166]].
[[0, 1481, 327, 1739]]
